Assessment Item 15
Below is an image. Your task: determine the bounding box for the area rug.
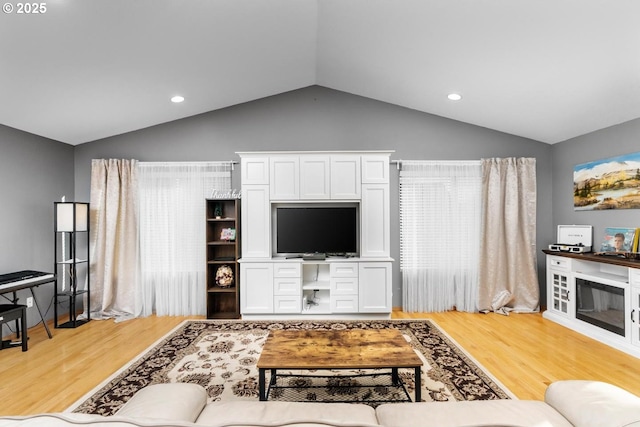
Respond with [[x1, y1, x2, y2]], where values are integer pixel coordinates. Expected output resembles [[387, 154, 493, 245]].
[[69, 319, 514, 415]]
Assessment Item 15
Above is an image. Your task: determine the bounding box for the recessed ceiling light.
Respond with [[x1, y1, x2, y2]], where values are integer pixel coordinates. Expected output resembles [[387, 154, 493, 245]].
[[171, 95, 185, 103], [447, 93, 462, 101]]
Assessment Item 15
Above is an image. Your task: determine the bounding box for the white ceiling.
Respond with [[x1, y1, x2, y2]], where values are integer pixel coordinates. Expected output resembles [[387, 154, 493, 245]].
[[1, 0, 639, 146]]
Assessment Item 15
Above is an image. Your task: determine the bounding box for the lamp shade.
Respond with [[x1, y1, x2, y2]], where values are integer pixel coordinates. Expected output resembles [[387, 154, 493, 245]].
[[55, 202, 89, 232]]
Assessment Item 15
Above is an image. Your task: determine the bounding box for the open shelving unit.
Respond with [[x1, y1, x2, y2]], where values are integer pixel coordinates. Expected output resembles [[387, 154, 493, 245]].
[[301, 263, 331, 314], [54, 201, 90, 328], [206, 198, 241, 319]]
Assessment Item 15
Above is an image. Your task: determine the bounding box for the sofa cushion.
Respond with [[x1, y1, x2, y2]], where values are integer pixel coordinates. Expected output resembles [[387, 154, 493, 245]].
[[116, 383, 207, 423], [545, 380, 640, 427], [375, 400, 574, 427], [0, 413, 198, 427], [195, 401, 379, 427]]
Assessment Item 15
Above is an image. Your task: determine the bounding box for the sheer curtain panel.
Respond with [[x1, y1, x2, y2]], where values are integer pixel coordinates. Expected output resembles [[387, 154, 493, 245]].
[[399, 161, 482, 312], [89, 159, 139, 321], [137, 162, 232, 317], [478, 158, 539, 314]]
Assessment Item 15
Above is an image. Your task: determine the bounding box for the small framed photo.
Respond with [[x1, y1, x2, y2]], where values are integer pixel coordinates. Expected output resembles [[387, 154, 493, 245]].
[[220, 228, 236, 241]]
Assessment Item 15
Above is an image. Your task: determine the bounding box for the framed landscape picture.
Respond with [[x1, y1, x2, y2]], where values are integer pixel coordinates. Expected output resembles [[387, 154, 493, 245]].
[[574, 151, 640, 211]]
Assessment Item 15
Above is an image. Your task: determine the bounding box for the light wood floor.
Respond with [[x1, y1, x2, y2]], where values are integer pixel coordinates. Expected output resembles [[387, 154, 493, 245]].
[[1, 310, 639, 416]]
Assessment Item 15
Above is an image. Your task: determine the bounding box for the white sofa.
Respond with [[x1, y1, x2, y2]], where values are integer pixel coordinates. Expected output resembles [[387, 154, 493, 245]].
[[1, 380, 638, 427]]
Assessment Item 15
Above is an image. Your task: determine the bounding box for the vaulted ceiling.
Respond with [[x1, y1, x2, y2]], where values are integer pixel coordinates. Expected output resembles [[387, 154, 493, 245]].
[[1, 0, 639, 145]]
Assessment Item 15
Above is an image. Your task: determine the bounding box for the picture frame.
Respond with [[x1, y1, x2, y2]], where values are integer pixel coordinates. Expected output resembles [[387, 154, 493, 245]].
[[599, 227, 636, 253], [574, 151, 640, 211], [220, 228, 236, 241]]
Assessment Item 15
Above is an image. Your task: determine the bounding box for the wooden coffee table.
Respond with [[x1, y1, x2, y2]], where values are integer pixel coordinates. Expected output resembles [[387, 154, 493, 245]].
[[257, 328, 422, 402]]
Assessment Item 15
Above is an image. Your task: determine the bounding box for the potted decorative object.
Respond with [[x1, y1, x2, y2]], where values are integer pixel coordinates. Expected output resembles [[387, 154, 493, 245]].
[[215, 265, 234, 288], [213, 203, 223, 219]]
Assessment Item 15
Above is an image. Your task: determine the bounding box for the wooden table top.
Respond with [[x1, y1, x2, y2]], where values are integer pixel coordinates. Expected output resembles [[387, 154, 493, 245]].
[[257, 328, 422, 370]]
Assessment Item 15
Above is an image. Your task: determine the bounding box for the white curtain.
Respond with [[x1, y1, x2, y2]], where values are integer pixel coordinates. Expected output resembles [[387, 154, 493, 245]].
[[400, 161, 482, 312], [478, 158, 539, 313], [137, 162, 232, 316], [89, 159, 139, 321]]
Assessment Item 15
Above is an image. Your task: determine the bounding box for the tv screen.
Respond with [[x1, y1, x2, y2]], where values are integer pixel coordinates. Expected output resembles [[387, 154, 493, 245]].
[[276, 206, 357, 255]]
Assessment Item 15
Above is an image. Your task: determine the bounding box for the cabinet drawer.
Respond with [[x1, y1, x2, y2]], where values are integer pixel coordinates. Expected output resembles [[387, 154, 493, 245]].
[[273, 263, 301, 278], [330, 263, 358, 277], [274, 296, 301, 313], [547, 256, 570, 271], [331, 277, 358, 295], [630, 268, 640, 286], [274, 277, 301, 295], [331, 295, 358, 313]]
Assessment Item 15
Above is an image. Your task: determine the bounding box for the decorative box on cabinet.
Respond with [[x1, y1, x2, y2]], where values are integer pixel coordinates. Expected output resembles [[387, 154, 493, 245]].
[[54, 201, 90, 328], [206, 198, 240, 319]]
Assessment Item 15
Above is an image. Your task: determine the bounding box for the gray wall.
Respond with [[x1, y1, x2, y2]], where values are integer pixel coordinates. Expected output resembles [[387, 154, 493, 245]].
[[0, 124, 74, 330], [74, 86, 554, 308], [551, 118, 640, 250]]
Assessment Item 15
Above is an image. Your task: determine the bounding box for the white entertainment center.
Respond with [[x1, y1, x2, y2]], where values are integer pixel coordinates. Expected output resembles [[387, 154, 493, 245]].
[[543, 250, 640, 358], [238, 151, 393, 319]]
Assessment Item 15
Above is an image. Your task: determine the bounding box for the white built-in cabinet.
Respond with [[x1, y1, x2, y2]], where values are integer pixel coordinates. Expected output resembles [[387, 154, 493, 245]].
[[240, 263, 273, 314], [543, 251, 640, 358], [238, 150, 393, 319], [240, 185, 270, 258], [269, 154, 362, 201], [300, 156, 330, 199], [330, 155, 361, 199], [358, 262, 392, 313], [546, 255, 572, 319], [630, 269, 640, 348], [360, 184, 390, 257]]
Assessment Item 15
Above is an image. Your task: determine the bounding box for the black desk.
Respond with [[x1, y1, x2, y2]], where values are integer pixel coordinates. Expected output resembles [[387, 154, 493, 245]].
[[0, 272, 55, 340]]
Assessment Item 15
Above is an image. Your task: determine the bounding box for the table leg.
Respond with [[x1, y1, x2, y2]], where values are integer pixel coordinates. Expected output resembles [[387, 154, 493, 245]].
[[391, 367, 399, 385], [258, 368, 266, 401], [414, 367, 421, 402]]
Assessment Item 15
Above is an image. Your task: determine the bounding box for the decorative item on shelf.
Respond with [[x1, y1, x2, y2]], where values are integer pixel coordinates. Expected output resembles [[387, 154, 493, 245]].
[[210, 189, 242, 199], [215, 265, 234, 288], [599, 227, 636, 253], [220, 228, 236, 241], [213, 202, 223, 219]]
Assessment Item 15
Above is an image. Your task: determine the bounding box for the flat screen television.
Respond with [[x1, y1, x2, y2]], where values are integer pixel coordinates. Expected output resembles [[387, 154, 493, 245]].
[[275, 206, 358, 256]]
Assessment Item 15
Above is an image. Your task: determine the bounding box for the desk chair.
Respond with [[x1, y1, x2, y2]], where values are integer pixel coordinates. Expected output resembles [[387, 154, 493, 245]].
[[0, 304, 28, 351]]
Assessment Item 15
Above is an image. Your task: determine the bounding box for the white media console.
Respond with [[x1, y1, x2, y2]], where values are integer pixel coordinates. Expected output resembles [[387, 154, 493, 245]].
[[238, 151, 393, 319], [543, 250, 640, 358]]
